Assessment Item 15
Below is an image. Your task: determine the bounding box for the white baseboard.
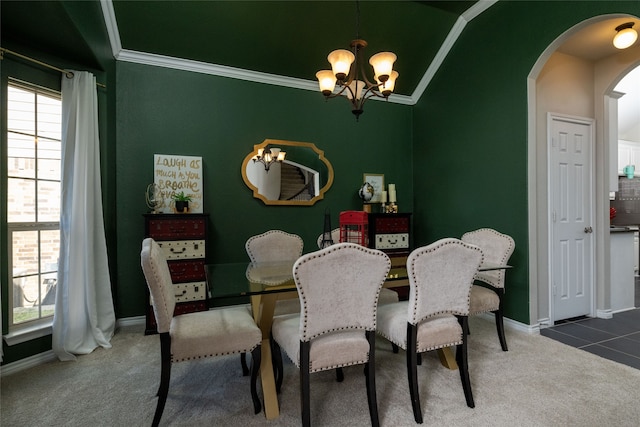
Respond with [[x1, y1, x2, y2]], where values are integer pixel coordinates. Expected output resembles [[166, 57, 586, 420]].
[[116, 315, 146, 328], [1, 316, 147, 377], [477, 313, 540, 335], [612, 306, 637, 314], [597, 309, 614, 319], [1, 350, 57, 378]]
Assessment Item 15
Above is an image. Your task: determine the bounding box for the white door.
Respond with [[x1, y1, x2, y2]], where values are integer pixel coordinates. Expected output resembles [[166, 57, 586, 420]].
[[548, 113, 595, 322]]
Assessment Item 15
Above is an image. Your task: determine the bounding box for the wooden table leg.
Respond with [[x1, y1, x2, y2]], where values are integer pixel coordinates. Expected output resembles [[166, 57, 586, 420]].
[[437, 347, 458, 370], [256, 293, 279, 419], [254, 290, 298, 419]]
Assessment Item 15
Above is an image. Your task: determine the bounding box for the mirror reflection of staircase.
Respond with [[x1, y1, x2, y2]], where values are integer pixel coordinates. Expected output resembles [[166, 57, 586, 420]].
[[280, 163, 313, 201]]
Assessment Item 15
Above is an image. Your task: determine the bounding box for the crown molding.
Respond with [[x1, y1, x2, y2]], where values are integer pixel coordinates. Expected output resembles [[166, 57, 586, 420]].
[[463, 0, 499, 22], [410, 0, 497, 102], [411, 16, 467, 102], [101, 0, 495, 107], [117, 49, 415, 105], [117, 49, 316, 90], [100, 0, 121, 58]]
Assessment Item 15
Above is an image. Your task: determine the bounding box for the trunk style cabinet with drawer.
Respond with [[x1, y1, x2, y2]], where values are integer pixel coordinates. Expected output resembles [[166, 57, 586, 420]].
[[144, 213, 209, 334], [367, 213, 412, 299]]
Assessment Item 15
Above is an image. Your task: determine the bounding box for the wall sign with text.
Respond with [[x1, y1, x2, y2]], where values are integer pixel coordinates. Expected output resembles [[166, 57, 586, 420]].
[[154, 154, 203, 213]]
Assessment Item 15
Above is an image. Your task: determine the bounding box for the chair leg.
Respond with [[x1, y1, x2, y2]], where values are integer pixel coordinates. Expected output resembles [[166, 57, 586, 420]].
[[240, 352, 249, 376], [336, 367, 344, 382], [406, 323, 423, 424], [271, 334, 284, 393], [250, 346, 262, 414], [492, 289, 508, 351], [493, 309, 508, 351], [456, 316, 475, 408], [153, 332, 172, 427], [300, 341, 311, 427], [365, 331, 380, 427]]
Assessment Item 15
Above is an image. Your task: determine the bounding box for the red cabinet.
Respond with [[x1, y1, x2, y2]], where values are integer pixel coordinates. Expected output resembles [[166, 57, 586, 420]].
[[368, 213, 412, 300], [144, 213, 209, 334]]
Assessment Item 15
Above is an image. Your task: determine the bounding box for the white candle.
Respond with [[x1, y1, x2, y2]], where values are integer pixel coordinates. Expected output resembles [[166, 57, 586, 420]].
[[381, 191, 387, 203], [389, 190, 396, 203], [388, 184, 395, 192]]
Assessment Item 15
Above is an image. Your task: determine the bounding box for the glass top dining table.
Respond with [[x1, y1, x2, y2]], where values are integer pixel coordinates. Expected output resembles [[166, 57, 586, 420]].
[[204, 260, 511, 420], [205, 261, 297, 301], [205, 260, 512, 300]]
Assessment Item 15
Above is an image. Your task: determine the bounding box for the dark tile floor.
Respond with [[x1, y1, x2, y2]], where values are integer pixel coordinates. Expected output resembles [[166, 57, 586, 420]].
[[540, 280, 640, 370]]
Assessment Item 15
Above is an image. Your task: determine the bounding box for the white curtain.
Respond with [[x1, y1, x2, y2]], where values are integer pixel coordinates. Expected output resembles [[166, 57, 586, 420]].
[[52, 71, 115, 361]]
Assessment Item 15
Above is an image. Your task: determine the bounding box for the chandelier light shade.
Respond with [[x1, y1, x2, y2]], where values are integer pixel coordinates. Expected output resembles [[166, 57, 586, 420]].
[[369, 52, 397, 82], [252, 147, 285, 172], [613, 22, 638, 49], [328, 49, 355, 81], [316, 2, 398, 120], [378, 70, 398, 96], [316, 70, 337, 96]]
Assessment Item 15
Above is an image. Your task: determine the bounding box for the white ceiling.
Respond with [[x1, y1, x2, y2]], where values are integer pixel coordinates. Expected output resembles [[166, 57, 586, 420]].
[[556, 16, 640, 143]]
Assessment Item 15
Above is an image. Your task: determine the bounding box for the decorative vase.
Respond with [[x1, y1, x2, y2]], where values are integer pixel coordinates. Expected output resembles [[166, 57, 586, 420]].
[[175, 201, 189, 213]]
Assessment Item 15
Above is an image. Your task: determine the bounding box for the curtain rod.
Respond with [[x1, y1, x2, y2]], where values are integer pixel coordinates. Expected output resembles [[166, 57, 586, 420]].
[[0, 47, 107, 89]]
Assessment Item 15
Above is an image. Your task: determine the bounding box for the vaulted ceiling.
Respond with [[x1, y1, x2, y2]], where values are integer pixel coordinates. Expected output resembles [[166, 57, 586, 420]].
[[106, 0, 482, 98], [2, 0, 485, 101], [2, 0, 638, 138]]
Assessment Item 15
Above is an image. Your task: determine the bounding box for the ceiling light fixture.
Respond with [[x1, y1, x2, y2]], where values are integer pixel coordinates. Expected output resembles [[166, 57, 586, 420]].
[[251, 146, 285, 172], [613, 22, 638, 49], [315, 1, 398, 121]]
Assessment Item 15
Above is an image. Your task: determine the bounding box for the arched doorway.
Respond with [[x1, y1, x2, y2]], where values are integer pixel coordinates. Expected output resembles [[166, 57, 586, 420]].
[[527, 15, 640, 327]]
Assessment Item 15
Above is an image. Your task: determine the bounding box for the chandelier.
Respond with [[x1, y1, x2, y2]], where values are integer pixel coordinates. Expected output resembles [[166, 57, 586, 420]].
[[315, 2, 398, 120], [251, 146, 286, 172]]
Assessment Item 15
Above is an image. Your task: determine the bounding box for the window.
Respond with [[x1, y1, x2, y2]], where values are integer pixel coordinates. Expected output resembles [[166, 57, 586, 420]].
[[7, 80, 61, 329]]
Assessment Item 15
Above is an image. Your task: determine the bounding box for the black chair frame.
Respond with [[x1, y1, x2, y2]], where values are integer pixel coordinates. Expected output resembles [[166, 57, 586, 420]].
[[152, 332, 262, 427]]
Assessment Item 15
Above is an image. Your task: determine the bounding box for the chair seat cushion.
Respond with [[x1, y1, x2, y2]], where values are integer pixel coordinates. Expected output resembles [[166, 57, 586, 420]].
[[469, 284, 500, 315], [272, 314, 370, 373], [170, 307, 262, 362], [377, 301, 463, 352], [378, 288, 399, 305], [274, 297, 301, 316], [415, 315, 463, 353], [377, 301, 409, 347]]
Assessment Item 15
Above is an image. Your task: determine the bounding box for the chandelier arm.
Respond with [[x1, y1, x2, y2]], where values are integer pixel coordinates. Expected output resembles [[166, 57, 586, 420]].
[[357, 64, 378, 90], [363, 86, 388, 100], [357, 88, 379, 111], [322, 84, 351, 100]]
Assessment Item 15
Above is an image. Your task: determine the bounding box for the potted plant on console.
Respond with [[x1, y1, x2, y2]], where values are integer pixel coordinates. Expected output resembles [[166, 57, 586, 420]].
[[172, 191, 191, 213]]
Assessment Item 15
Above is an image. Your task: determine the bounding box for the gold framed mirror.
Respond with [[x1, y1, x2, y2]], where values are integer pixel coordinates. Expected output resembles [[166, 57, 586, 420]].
[[241, 139, 334, 206]]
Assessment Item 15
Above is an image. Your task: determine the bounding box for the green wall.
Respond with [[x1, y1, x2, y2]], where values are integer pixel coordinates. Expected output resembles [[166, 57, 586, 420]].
[[4, 0, 640, 364], [412, 0, 640, 323], [114, 62, 413, 318]]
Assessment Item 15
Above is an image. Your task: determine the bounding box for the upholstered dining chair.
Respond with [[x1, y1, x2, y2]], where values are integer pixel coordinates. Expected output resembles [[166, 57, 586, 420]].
[[246, 229, 304, 263], [376, 238, 483, 424], [316, 228, 399, 305], [140, 238, 262, 426], [240, 229, 304, 374], [270, 243, 391, 427], [461, 228, 515, 351]]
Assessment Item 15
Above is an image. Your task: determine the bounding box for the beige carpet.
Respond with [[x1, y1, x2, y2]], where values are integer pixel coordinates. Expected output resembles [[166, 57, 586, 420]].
[[2, 316, 639, 426]]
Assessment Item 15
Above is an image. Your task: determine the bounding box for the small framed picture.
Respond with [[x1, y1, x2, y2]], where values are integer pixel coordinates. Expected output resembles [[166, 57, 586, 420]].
[[363, 173, 384, 203]]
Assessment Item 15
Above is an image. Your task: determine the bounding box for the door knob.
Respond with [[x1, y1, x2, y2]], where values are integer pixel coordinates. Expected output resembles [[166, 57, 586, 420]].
[[584, 226, 593, 233]]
